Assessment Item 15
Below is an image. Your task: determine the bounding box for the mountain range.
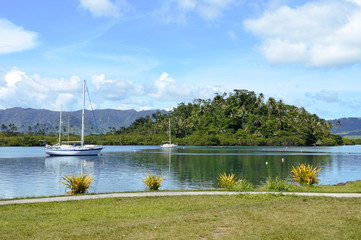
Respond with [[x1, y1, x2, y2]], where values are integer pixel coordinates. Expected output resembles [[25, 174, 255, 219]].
[[329, 118, 361, 138], [0, 107, 167, 135], [1, 107, 360, 138]]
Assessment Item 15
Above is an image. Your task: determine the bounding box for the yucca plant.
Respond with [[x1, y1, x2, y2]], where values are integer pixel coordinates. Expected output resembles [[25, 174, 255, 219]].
[[290, 163, 321, 186], [142, 172, 166, 191], [217, 172, 238, 189], [61, 172, 94, 195]]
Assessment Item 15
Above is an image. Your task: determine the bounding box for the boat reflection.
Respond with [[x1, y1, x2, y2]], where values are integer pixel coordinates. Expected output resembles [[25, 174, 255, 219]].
[[160, 147, 173, 175]]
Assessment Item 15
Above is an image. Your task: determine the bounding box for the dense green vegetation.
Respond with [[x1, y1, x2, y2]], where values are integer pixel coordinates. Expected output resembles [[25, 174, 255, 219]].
[[105, 90, 351, 146], [1, 89, 361, 146]]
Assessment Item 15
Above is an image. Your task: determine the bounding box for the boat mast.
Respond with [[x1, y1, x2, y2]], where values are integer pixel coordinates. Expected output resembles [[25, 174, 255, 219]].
[[67, 115, 70, 142], [169, 118, 171, 144], [58, 104, 62, 145], [81, 80, 85, 147]]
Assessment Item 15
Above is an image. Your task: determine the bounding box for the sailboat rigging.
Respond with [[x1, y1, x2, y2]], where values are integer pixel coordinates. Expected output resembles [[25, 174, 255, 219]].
[[160, 118, 177, 148], [45, 80, 104, 156]]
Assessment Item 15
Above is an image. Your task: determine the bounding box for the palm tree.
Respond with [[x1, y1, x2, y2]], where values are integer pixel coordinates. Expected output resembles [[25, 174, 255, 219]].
[[336, 120, 341, 128]]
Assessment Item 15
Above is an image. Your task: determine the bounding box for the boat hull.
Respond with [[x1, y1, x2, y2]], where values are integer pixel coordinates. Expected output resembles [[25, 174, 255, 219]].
[[45, 146, 103, 156], [160, 143, 178, 148]]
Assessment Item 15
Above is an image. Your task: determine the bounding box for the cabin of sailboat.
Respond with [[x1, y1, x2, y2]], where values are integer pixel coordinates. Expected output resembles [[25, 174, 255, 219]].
[[45, 80, 104, 156]]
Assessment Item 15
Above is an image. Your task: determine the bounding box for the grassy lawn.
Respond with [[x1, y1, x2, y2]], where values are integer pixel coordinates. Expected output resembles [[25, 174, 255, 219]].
[[258, 180, 361, 193], [1, 194, 361, 240]]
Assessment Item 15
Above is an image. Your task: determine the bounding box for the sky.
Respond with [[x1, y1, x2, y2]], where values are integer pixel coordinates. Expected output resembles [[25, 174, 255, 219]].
[[1, 0, 361, 120]]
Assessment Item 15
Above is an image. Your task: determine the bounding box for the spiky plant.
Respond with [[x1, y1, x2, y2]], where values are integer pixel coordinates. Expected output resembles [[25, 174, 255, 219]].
[[61, 173, 94, 195], [217, 172, 238, 189], [142, 172, 166, 191], [290, 163, 321, 186]]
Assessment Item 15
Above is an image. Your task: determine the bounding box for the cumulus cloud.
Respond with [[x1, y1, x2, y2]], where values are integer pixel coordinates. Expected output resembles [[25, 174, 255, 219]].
[[0, 19, 38, 54], [91, 74, 143, 101], [79, 0, 129, 18], [149, 72, 192, 100], [0, 68, 225, 111], [244, 0, 361, 67], [149, 72, 225, 103], [0, 67, 81, 110], [155, 0, 236, 23]]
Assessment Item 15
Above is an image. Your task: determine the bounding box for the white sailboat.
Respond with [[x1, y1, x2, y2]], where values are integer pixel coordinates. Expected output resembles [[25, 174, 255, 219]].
[[45, 80, 104, 156], [160, 118, 177, 148]]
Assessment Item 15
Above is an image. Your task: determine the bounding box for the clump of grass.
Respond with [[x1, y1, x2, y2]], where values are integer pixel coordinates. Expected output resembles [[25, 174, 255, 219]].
[[262, 177, 291, 191], [60, 173, 93, 195], [234, 179, 254, 192], [290, 163, 321, 186], [217, 173, 254, 191], [142, 172, 166, 191]]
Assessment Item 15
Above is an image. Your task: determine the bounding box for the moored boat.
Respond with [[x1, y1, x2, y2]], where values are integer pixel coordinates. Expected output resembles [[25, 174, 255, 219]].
[[45, 80, 104, 156]]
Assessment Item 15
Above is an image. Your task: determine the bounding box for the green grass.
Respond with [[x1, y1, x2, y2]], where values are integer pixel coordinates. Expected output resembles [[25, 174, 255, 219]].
[[1, 194, 361, 239], [288, 180, 361, 193]]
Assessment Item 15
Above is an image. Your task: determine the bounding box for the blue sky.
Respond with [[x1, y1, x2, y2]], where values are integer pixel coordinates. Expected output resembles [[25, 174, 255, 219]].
[[1, 0, 361, 120]]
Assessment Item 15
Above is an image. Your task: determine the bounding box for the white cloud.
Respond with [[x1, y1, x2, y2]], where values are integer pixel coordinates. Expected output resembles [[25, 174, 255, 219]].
[[0, 19, 37, 54], [244, 0, 361, 67], [155, 0, 236, 23], [91, 74, 143, 101], [0, 68, 226, 111], [0, 67, 81, 110], [79, 0, 128, 18], [149, 72, 225, 103], [149, 72, 192, 100]]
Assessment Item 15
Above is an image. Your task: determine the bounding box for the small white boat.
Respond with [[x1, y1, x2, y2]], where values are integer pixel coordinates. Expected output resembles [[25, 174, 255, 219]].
[[45, 80, 104, 156], [161, 118, 177, 148]]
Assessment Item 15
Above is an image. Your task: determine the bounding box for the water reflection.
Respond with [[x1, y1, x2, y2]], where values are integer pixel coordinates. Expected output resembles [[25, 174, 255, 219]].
[[0, 146, 360, 199]]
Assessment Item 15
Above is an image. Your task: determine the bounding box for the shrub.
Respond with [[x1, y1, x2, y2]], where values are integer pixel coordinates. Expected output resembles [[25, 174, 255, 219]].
[[217, 173, 238, 189], [142, 172, 166, 191], [61, 173, 93, 195], [262, 177, 291, 191], [290, 163, 321, 186], [217, 173, 254, 191], [234, 179, 254, 192]]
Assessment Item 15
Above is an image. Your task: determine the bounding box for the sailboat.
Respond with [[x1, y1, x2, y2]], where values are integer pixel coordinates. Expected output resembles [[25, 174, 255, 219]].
[[160, 118, 177, 148], [45, 80, 104, 156]]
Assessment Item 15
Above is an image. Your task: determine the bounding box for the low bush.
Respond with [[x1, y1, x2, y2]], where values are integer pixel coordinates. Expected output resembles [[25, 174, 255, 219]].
[[142, 172, 166, 191], [234, 179, 254, 192], [217, 173, 238, 189], [60, 173, 93, 195], [262, 177, 291, 191], [217, 173, 254, 191], [290, 163, 321, 186]]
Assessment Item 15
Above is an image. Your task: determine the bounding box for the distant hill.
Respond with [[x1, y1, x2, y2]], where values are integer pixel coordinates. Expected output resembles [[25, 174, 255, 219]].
[[0, 107, 167, 135], [330, 118, 361, 138]]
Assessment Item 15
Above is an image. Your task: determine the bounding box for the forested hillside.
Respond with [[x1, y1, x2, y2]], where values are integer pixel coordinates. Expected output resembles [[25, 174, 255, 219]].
[[0, 90, 353, 146], [330, 118, 361, 138], [108, 89, 342, 146], [0, 108, 165, 135]]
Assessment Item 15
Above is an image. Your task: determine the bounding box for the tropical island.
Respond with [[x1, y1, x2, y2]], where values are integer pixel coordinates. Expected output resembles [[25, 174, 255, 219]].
[[0, 89, 359, 146]]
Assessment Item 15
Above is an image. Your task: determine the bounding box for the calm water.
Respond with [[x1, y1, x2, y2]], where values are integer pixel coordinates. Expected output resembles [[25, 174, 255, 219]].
[[0, 145, 361, 199]]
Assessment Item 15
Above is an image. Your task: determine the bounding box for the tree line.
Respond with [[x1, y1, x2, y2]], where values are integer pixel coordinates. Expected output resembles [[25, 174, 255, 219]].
[[1, 89, 360, 146], [105, 89, 356, 146]]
